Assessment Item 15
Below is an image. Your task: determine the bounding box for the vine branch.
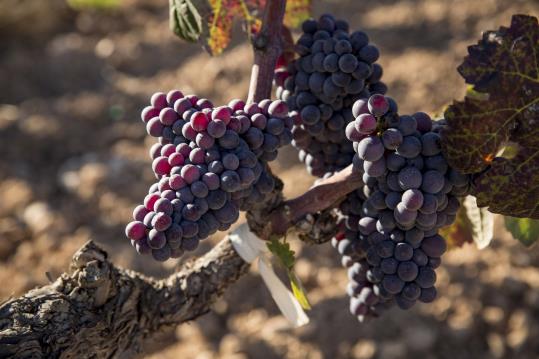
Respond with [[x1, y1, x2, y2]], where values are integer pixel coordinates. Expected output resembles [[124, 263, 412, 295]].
[[247, 0, 287, 103]]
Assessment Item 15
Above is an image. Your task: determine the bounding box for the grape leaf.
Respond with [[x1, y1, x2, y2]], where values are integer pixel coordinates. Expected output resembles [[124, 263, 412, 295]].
[[505, 216, 539, 246], [206, 0, 241, 55], [439, 207, 474, 248], [170, 0, 203, 43], [441, 15, 539, 219], [267, 238, 295, 270], [170, 0, 309, 55], [284, 0, 311, 28]]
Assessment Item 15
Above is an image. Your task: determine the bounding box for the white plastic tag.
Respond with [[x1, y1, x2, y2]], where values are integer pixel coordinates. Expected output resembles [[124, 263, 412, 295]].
[[229, 223, 309, 327]]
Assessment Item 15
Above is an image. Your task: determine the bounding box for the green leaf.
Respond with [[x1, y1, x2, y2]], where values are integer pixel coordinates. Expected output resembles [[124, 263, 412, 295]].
[[441, 15, 539, 219], [462, 196, 494, 249], [170, 0, 203, 43], [505, 216, 539, 246], [289, 271, 311, 310], [267, 238, 295, 270]]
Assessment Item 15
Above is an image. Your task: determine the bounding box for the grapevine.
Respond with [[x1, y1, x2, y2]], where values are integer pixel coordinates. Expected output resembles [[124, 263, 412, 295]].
[[1, 1, 538, 357], [123, 9, 538, 322]]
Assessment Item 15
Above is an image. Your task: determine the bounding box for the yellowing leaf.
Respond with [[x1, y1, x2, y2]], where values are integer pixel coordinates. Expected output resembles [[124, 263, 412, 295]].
[[289, 271, 311, 310], [284, 0, 311, 28], [440, 206, 474, 249], [505, 217, 539, 247], [206, 0, 239, 55]]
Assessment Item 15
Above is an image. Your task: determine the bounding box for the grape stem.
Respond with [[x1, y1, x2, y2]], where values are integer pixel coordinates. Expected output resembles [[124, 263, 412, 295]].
[[249, 164, 363, 240], [247, 0, 287, 103]]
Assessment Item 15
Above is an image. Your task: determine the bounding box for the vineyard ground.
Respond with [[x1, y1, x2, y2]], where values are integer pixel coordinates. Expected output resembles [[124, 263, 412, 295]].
[[0, 0, 538, 358]]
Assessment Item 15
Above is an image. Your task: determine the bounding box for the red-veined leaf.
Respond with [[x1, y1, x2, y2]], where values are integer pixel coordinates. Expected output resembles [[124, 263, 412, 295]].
[[441, 15, 539, 218]]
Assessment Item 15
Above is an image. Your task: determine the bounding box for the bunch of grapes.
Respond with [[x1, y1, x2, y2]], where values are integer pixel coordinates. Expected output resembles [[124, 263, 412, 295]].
[[332, 94, 471, 321], [275, 14, 387, 177], [125, 90, 293, 261]]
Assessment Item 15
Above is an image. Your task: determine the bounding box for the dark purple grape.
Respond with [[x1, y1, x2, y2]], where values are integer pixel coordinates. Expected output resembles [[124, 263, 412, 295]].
[[397, 115, 417, 136], [413, 112, 432, 133], [396, 296, 415, 310], [396, 136, 422, 158], [154, 198, 173, 215], [214, 202, 239, 224], [363, 158, 386, 177], [394, 242, 414, 261], [375, 240, 395, 258], [398, 166, 422, 190], [148, 229, 167, 249], [412, 249, 429, 266], [421, 132, 441, 156], [421, 170, 445, 194], [222, 154, 239, 171], [338, 54, 358, 73], [382, 275, 404, 294], [421, 235, 447, 257], [152, 245, 171, 262], [357, 136, 385, 161], [359, 217, 377, 235], [191, 181, 209, 198], [381, 258, 398, 274], [401, 189, 424, 211], [416, 267, 436, 288], [419, 287, 437, 303], [358, 45, 379, 63], [397, 261, 419, 282], [181, 237, 199, 251]]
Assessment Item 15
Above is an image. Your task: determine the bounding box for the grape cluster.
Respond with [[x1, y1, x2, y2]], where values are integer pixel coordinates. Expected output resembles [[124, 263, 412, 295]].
[[333, 94, 471, 320], [275, 14, 387, 177], [125, 90, 293, 261]]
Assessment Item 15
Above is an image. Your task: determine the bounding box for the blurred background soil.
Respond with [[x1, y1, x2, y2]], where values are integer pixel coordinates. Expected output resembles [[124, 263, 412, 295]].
[[1, 0, 539, 358]]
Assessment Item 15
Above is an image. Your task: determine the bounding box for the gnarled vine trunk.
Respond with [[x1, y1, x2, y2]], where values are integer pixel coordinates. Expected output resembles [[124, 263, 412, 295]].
[[0, 239, 248, 358]]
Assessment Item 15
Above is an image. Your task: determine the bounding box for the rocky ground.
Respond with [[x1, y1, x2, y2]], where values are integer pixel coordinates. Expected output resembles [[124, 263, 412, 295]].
[[1, 0, 538, 358]]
